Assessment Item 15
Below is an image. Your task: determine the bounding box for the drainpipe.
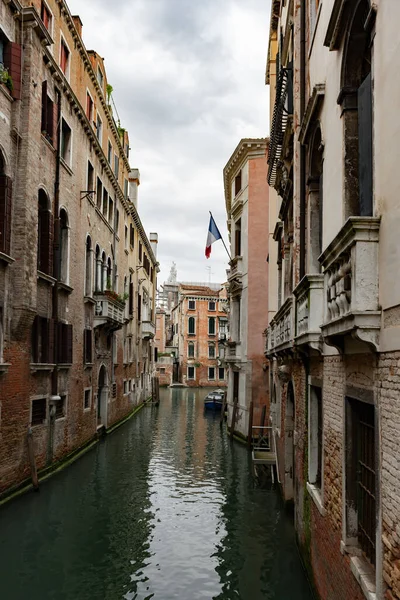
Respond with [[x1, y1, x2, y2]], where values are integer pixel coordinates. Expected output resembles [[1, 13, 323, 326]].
[[48, 88, 62, 465], [299, 0, 306, 280]]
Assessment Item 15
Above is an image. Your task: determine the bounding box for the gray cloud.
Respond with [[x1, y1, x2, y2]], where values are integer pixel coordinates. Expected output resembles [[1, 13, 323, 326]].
[[68, 0, 270, 285]]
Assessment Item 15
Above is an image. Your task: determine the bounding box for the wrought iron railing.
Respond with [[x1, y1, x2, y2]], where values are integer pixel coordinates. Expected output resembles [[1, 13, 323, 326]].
[[267, 64, 293, 187]]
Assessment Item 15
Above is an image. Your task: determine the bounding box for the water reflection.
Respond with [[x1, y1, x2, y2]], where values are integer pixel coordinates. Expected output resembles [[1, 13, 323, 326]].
[[0, 388, 312, 600]]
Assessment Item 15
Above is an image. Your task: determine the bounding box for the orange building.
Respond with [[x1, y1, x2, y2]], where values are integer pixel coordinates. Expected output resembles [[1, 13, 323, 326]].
[[172, 284, 228, 387]]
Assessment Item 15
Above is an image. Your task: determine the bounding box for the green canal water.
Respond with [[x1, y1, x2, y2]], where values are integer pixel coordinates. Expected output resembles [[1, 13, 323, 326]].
[[0, 388, 313, 600]]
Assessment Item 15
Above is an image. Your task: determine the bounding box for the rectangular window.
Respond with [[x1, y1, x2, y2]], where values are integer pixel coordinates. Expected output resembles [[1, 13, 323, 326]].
[[60, 38, 70, 76], [139, 242, 143, 262], [96, 177, 103, 210], [235, 218, 241, 257], [208, 367, 215, 380], [102, 188, 108, 216], [115, 209, 119, 234], [41, 1, 52, 31], [234, 170, 242, 196], [218, 367, 225, 380], [188, 343, 195, 358], [208, 301, 216, 311], [188, 317, 195, 335], [96, 114, 103, 144], [41, 81, 55, 144], [87, 161, 94, 194], [124, 179, 129, 199], [31, 397, 46, 426], [208, 344, 215, 358], [125, 225, 128, 249], [0, 35, 22, 100], [86, 91, 93, 122], [114, 155, 119, 179], [108, 197, 114, 223], [159, 367, 166, 374], [32, 316, 54, 364], [309, 386, 322, 488], [84, 388, 91, 410], [97, 67, 104, 90], [208, 317, 216, 336], [346, 398, 376, 565], [129, 282, 134, 316], [130, 224, 134, 248], [124, 380, 128, 394], [0, 174, 12, 256], [55, 394, 66, 419], [188, 300, 195, 310], [84, 329, 93, 364], [188, 366, 195, 380], [108, 140, 112, 163], [61, 118, 72, 166]]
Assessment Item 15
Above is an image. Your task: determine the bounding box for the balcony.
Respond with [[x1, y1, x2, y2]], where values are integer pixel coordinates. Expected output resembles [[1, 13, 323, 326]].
[[94, 292, 125, 329], [228, 256, 243, 297], [293, 274, 324, 351], [319, 217, 381, 351], [224, 341, 240, 364], [265, 297, 294, 356], [141, 320, 156, 339]]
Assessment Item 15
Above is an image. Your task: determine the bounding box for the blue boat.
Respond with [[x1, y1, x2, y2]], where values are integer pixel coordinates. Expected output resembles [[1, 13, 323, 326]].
[[204, 389, 225, 411]]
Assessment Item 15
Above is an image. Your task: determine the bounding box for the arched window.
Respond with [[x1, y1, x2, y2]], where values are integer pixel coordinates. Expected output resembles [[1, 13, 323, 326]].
[[95, 245, 101, 292], [107, 257, 112, 290], [85, 235, 92, 296], [306, 125, 323, 273], [340, 0, 373, 217], [37, 189, 53, 275], [101, 251, 107, 291], [208, 343, 215, 358], [188, 316, 195, 335], [188, 341, 195, 358], [0, 151, 12, 255], [59, 208, 69, 283]]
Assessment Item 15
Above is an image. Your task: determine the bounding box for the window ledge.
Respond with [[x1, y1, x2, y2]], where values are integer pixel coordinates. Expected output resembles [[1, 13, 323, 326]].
[[95, 207, 113, 233], [60, 157, 73, 175], [306, 482, 326, 516], [84, 296, 96, 305], [30, 363, 56, 373], [58, 281, 73, 294], [350, 556, 376, 600], [37, 271, 56, 285], [0, 363, 11, 374], [84, 363, 94, 369], [58, 363, 72, 370], [41, 133, 56, 152], [0, 83, 13, 102], [0, 252, 15, 265]]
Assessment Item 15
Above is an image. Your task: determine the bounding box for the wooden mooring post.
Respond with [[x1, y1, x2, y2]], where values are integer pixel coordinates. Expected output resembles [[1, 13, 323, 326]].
[[230, 395, 238, 440], [220, 391, 227, 429], [247, 401, 254, 448]]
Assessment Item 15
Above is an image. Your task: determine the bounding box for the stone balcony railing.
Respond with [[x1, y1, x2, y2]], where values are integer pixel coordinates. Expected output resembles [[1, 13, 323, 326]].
[[319, 217, 381, 350], [293, 274, 324, 351], [141, 320, 156, 339], [224, 341, 240, 363], [265, 296, 294, 355], [94, 292, 125, 329], [227, 256, 243, 281]]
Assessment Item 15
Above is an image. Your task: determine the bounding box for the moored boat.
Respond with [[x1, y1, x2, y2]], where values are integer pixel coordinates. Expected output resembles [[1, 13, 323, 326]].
[[204, 389, 225, 411]]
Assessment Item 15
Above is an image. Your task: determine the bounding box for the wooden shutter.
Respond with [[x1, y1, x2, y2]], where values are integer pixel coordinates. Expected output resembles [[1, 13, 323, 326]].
[[52, 100, 58, 147], [0, 175, 12, 255], [129, 282, 134, 315], [84, 329, 92, 363], [358, 73, 373, 217], [137, 294, 141, 322], [48, 318, 55, 363], [41, 81, 48, 132], [4, 42, 22, 100], [66, 324, 73, 363], [32, 315, 39, 363], [39, 210, 54, 275]]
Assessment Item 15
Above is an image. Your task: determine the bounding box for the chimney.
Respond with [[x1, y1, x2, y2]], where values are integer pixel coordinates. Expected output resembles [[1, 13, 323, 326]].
[[150, 233, 158, 259], [129, 168, 140, 208], [72, 16, 83, 38]]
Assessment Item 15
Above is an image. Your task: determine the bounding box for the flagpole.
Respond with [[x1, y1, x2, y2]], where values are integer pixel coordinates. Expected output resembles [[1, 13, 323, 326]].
[[210, 211, 231, 261]]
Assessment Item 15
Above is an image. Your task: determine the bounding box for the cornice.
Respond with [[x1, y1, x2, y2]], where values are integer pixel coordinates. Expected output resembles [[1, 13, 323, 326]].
[[265, 0, 281, 85], [223, 138, 268, 217]]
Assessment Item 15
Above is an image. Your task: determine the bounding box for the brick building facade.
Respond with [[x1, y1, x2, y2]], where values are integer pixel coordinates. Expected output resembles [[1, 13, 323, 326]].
[[265, 1, 400, 599], [0, 0, 158, 499], [172, 284, 228, 388]]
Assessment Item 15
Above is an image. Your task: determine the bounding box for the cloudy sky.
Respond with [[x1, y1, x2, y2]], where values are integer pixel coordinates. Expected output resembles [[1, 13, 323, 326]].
[[68, 0, 271, 287]]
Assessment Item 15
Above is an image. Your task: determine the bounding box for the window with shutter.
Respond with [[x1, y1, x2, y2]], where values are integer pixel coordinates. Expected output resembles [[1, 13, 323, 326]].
[[208, 317, 216, 336], [31, 398, 47, 426], [234, 219, 241, 257], [130, 224, 134, 248], [58, 322, 73, 363], [41, 2, 52, 32], [86, 91, 93, 121], [37, 190, 53, 275], [84, 329, 93, 364], [137, 294, 142, 322], [60, 39, 69, 76], [3, 40, 22, 100], [234, 170, 242, 196], [188, 317, 195, 335], [32, 316, 54, 363], [41, 81, 55, 144], [129, 282, 134, 316], [96, 178, 102, 209], [0, 175, 12, 255]]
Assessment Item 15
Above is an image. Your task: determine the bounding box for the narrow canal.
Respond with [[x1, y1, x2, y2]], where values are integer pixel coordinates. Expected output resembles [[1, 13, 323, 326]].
[[0, 388, 313, 600]]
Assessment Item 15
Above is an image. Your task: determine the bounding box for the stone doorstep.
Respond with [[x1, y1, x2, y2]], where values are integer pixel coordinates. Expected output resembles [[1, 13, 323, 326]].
[[350, 556, 377, 600]]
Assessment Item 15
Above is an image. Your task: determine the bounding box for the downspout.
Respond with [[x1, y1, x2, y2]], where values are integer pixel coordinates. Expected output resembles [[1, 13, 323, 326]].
[[48, 87, 62, 465], [299, 0, 306, 280]]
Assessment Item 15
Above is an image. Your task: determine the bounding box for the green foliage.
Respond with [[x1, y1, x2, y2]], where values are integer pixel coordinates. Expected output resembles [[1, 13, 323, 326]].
[[0, 65, 13, 93], [106, 83, 113, 103]]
